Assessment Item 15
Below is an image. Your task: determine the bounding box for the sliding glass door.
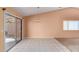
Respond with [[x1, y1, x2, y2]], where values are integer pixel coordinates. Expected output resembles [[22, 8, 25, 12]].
[[4, 13, 22, 51], [16, 18, 22, 42]]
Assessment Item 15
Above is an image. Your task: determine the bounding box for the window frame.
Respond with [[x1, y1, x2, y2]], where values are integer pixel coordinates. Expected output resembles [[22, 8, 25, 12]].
[[63, 20, 79, 31]]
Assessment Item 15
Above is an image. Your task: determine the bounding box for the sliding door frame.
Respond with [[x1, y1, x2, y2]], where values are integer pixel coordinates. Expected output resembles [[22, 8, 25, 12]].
[[16, 17, 22, 42], [4, 12, 23, 51]]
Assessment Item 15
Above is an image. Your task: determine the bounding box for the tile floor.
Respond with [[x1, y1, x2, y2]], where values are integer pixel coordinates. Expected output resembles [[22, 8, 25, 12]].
[[9, 38, 70, 52], [57, 38, 79, 52]]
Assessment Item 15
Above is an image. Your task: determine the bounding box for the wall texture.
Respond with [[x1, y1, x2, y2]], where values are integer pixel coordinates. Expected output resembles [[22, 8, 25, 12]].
[[6, 7, 22, 17], [24, 8, 79, 38], [0, 8, 4, 51]]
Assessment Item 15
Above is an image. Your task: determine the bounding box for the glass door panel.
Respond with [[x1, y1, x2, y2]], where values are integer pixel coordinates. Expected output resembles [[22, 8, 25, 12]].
[[16, 18, 22, 42], [4, 13, 17, 51]]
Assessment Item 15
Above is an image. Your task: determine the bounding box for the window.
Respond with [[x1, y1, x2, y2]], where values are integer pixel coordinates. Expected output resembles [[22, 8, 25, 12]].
[[63, 20, 79, 30]]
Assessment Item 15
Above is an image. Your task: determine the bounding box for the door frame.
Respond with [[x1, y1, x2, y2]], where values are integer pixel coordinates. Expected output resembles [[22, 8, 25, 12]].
[[3, 11, 23, 51]]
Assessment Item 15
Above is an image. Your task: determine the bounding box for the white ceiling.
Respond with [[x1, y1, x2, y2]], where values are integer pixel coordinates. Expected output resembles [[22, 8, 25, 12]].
[[13, 7, 65, 16]]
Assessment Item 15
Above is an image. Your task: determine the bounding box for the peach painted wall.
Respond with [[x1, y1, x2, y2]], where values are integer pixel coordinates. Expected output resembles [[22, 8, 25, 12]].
[[0, 8, 4, 51], [6, 7, 22, 17], [24, 8, 79, 38]]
